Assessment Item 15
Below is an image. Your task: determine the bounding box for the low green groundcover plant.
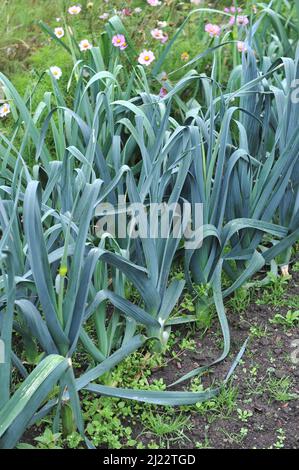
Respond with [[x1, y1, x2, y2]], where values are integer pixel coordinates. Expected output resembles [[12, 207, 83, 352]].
[[0, 0, 299, 448]]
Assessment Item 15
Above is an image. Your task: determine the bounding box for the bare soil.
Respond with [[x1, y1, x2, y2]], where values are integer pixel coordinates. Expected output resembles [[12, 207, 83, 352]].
[[145, 273, 299, 449]]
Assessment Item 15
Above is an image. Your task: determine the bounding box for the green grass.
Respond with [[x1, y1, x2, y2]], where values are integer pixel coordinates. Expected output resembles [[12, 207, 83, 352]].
[[140, 411, 193, 447]]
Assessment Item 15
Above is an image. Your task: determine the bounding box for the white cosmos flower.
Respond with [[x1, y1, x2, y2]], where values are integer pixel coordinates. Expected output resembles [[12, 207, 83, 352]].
[[0, 103, 11, 118], [54, 27, 64, 38], [50, 66, 62, 80], [79, 39, 93, 51], [138, 50, 155, 66], [68, 5, 81, 15], [99, 13, 109, 20], [157, 21, 167, 28]]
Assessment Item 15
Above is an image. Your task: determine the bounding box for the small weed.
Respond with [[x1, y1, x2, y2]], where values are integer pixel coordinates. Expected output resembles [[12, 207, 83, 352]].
[[194, 425, 211, 449], [222, 427, 248, 445], [34, 428, 62, 449], [195, 384, 238, 420], [179, 338, 196, 351], [140, 412, 192, 447], [237, 408, 253, 423], [196, 304, 215, 332], [267, 376, 298, 402], [292, 261, 299, 272], [270, 310, 299, 329], [249, 324, 268, 338], [270, 428, 286, 449], [228, 288, 251, 313], [256, 274, 289, 307], [181, 293, 196, 313]]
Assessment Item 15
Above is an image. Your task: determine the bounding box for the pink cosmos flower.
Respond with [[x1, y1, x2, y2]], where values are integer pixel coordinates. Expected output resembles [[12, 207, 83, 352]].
[[224, 6, 242, 13], [122, 8, 132, 16], [112, 34, 127, 49], [160, 33, 168, 43], [147, 0, 161, 6], [151, 28, 168, 43], [120, 42, 128, 50], [151, 28, 164, 40], [205, 23, 221, 37], [237, 41, 247, 52], [159, 87, 168, 98], [138, 50, 155, 66], [229, 15, 249, 26]]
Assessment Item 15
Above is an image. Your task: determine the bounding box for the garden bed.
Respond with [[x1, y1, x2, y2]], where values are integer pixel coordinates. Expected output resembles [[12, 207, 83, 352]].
[[19, 269, 299, 449], [1, 0, 299, 452]]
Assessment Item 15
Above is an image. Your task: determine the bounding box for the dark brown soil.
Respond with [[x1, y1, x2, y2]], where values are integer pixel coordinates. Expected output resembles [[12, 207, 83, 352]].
[[144, 272, 299, 449]]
